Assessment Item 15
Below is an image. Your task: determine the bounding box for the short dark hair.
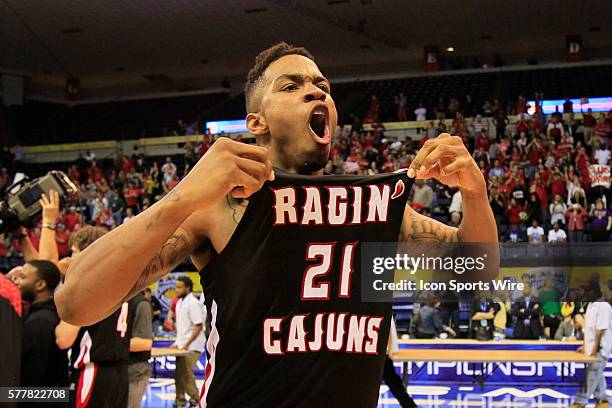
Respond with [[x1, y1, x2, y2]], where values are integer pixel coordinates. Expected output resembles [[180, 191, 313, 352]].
[[28, 260, 61, 292], [177, 276, 193, 292], [244, 42, 314, 113]]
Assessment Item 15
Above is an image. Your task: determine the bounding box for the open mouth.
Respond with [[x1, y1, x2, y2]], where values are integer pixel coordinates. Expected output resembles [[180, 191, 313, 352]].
[[308, 105, 331, 145]]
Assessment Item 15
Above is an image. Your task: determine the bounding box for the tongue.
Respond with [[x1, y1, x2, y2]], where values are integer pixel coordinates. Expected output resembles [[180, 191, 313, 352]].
[[310, 114, 326, 137]]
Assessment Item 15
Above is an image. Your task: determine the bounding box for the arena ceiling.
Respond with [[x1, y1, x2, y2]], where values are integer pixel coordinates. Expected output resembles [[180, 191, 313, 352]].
[[1, 0, 611, 100]]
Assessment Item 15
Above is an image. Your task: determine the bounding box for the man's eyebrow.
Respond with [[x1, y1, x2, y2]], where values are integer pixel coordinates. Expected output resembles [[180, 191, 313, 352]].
[[272, 73, 330, 85]]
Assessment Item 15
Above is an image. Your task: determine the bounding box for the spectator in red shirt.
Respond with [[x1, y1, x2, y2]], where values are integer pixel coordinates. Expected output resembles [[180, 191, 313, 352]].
[[516, 95, 527, 115], [565, 203, 587, 242], [368, 95, 380, 122], [67, 165, 80, 184], [516, 114, 530, 135], [556, 135, 574, 157], [121, 156, 136, 174], [594, 116, 611, 144], [549, 170, 567, 198], [64, 207, 81, 232], [474, 130, 490, 150], [94, 203, 114, 228], [506, 198, 526, 226], [124, 183, 142, 211], [546, 116, 564, 142], [55, 224, 70, 258]]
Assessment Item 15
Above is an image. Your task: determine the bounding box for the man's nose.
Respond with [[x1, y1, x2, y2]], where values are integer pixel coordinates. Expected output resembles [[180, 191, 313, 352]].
[[304, 84, 326, 103]]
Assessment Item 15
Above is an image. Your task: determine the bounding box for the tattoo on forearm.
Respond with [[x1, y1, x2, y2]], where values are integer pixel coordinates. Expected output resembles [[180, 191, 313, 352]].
[[126, 233, 189, 299], [406, 217, 459, 243]]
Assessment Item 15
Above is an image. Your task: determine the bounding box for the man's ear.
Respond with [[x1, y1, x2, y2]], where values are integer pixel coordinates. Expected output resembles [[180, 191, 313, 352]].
[[35, 279, 47, 293], [246, 112, 268, 137]]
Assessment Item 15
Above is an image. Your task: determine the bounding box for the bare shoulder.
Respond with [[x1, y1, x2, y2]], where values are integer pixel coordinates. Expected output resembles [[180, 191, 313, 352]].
[[399, 204, 458, 243]]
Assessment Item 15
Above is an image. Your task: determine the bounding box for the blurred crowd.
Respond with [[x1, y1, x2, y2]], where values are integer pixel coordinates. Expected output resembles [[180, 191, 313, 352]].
[[1, 97, 611, 270], [330, 95, 612, 243]]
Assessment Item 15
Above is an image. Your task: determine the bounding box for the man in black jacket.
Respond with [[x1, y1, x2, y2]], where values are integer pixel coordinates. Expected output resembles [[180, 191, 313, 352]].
[[512, 282, 543, 339], [16, 260, 68, 389]]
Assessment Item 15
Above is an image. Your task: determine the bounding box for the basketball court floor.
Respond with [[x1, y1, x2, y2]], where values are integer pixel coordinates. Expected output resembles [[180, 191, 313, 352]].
[[140, 378, 610, 407]]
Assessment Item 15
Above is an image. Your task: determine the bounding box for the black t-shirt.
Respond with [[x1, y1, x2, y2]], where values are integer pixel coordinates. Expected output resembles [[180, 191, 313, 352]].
[[200, 170, 413, 408]]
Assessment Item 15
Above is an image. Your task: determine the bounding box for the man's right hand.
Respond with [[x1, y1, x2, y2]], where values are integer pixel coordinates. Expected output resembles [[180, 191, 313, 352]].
[[177, 138, 274, 212], [577, 345, 584, 353]]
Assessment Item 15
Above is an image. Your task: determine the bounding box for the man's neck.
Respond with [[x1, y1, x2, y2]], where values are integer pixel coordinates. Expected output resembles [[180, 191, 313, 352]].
[[33, 293, 52, 305], [273, 162, 324, 176]]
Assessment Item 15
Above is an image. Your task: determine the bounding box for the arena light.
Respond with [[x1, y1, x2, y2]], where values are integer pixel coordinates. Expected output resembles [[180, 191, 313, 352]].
[[205, 119, 248, 134], [446, 47, 454, 52], [527, 96, 612, 115]]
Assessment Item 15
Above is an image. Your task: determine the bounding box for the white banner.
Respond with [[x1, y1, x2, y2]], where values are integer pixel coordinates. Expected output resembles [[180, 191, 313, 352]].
[[589, 164, 611, 188]]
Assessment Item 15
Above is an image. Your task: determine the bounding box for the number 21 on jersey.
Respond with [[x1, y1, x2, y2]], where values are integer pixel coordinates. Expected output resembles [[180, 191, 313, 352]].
[[301, 242, 357, 300]]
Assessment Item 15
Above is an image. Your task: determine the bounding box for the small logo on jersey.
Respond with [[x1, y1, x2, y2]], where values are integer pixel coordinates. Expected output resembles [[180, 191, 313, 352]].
[[391, 180, 405, 199]]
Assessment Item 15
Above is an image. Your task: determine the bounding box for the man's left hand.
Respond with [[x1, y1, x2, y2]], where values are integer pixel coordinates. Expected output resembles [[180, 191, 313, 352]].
[[40, 190, 61, 224], [408, 133, 485, 194]]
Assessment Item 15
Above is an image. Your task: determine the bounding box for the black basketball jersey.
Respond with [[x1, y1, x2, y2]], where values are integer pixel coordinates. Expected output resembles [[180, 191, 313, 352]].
[[71, 302, 132, 368], [199, 170, 413, 408]]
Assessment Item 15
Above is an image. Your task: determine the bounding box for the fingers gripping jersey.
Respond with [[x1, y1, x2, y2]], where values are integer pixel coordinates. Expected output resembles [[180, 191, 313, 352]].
[[199, 170, 413, 408]]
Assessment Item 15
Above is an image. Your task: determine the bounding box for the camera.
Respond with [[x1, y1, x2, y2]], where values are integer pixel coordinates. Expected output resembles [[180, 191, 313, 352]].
[[0, 171, 78, 234]]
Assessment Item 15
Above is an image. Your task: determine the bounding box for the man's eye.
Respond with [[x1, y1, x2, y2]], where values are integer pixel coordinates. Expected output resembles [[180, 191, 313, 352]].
[[317, 84, 330, 92], [282, 84, 297, 91]]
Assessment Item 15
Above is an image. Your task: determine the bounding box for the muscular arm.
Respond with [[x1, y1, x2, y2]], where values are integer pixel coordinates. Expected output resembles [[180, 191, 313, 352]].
[[401, 188, 497, 244], [56, 192, 200, 326], [400, 136, 499, 281]]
